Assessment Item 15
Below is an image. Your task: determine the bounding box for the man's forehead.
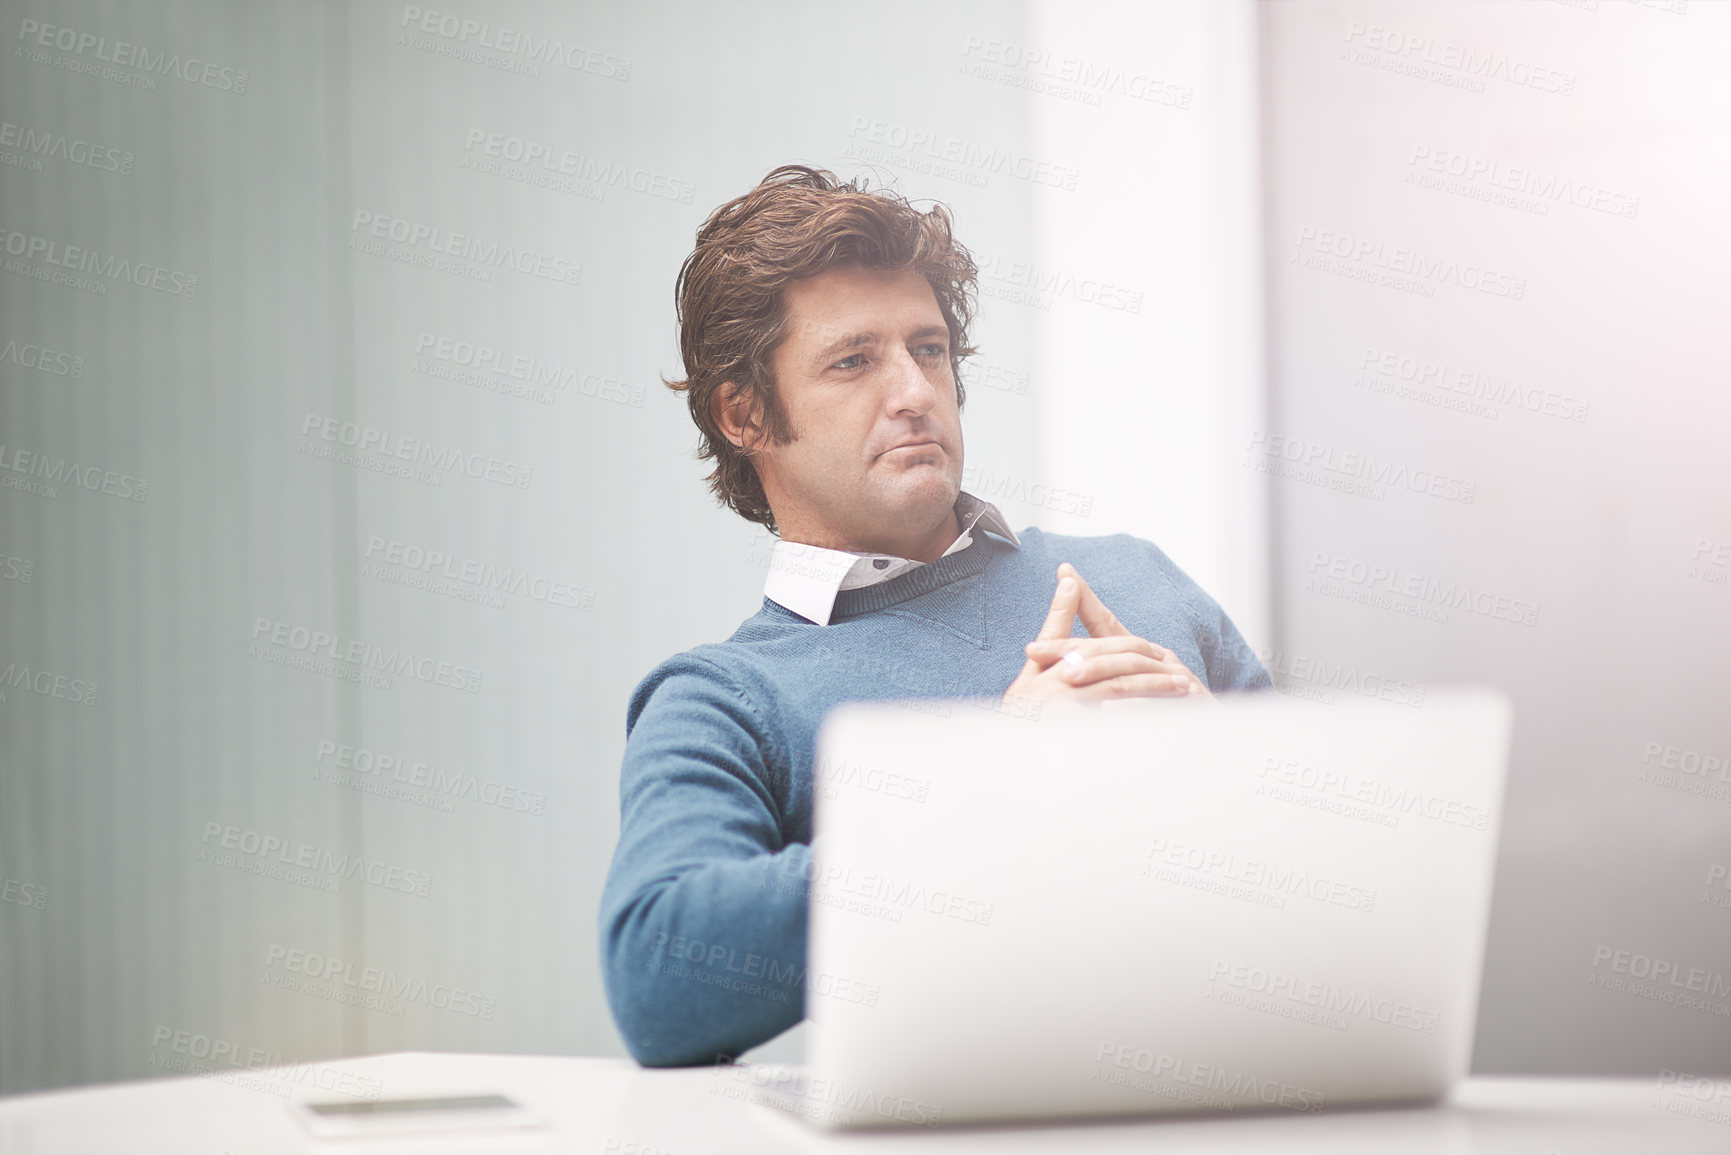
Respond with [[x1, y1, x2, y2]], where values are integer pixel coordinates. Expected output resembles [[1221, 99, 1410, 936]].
[[782, 266, 945, 343]]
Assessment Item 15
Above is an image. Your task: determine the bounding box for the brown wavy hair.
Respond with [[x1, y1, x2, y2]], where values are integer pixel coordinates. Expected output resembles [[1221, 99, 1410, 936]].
[[666, 164, 978, 533]]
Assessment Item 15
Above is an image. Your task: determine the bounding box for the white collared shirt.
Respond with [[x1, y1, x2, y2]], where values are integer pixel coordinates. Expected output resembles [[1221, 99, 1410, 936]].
[[762, 491, 1022, 626]]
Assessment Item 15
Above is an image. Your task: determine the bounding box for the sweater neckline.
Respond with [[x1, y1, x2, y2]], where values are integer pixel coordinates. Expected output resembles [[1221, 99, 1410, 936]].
[[826, 530, 1009, 620]]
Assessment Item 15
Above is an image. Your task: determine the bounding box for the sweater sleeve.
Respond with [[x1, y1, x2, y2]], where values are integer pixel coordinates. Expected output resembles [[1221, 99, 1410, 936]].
[[1141, 538, 1275, 693], [1191, 584, 1275, 693], [598, 656, 810, 1067]]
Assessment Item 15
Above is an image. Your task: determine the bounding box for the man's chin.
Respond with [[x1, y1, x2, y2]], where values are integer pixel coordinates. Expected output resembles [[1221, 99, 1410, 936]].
[[870, 472, 961, 518]]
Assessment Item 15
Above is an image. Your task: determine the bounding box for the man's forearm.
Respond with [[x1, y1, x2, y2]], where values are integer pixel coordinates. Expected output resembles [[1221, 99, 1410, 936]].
[[601, 842, 811, 1067]]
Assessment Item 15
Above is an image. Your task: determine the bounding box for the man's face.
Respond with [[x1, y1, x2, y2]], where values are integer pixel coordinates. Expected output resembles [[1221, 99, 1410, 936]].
[[740, 264, 964, 551]]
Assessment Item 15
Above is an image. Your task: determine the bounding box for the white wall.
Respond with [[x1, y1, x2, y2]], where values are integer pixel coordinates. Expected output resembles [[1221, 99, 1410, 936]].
[[1258, 0, 1731, 1074], [3, 0, 1270, 1092], [11, 0, 1723, 1098], [1028, 0, 1270, 651]]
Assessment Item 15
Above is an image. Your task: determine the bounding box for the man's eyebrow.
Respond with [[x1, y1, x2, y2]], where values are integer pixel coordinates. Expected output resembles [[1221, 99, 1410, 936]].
[[812, 325, 952, 363], [814, 332, 878, 361]]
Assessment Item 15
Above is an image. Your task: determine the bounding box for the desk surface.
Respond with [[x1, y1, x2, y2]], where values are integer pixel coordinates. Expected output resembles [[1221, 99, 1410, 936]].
[[1, 1052, 1726, 1153]]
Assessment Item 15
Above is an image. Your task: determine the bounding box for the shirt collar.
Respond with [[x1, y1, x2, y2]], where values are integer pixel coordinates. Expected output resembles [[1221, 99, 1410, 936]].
[[762, 491, 1021, 626]]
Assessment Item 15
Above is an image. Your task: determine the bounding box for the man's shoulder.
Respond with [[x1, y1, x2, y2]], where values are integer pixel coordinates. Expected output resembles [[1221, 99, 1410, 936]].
[[1008, 525, 1172, 571], [623, 605, 810, 729], [1007, 525, 1211, 608]]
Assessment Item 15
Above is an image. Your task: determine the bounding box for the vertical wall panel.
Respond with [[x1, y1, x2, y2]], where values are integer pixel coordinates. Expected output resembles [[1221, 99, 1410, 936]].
[[1258, 0, 1730, 1075], [0, 0, 352, 1091]]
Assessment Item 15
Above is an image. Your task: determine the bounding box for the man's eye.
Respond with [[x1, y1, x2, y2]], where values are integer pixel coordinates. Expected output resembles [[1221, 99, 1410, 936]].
[[916, 344, 949, 359], [832, 354, 867, 371]]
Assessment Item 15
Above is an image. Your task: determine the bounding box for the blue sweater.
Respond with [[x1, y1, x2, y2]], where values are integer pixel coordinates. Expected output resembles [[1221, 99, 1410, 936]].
[[598, 526, 1274, 1066]]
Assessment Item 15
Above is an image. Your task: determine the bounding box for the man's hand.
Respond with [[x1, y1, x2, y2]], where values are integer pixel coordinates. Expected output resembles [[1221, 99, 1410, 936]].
[[1003, 562, 1211, 708]]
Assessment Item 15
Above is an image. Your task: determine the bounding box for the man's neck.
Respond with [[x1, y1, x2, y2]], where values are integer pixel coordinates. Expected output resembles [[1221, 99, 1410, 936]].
[[894, 504, 962, 563], [777, 503, 962, 564]]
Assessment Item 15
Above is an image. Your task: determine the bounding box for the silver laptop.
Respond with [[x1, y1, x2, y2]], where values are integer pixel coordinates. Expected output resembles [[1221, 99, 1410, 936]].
[[747, 688, 1511, 1128]]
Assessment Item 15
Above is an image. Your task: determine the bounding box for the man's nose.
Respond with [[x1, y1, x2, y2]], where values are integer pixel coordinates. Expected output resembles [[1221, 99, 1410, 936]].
[[885, 347, 939, 413]]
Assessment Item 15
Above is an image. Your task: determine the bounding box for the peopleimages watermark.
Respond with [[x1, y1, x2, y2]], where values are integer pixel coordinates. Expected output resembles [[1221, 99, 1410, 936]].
[[1405, 146, 1638, 220], [1587, 945, 1731, 1017], [248, 616, 483, 693], [1, 868, 48, 911], [1254, 645, 1427, 709], [843, 115, 1081, 191], [1258, 756, 1491, 831], [299, 413, 533, 490], [1206, 960, 1440, 1034], [1354, 346, 1589, 424], [313, 739, 547, 816], [1554, 0, 1691, 14], [147, 1025, 383, 1102], [0, 551, 33, 583], [1092, 1041, 1326, 1112], [959, 356, 1030, 396], [802, 638, 944, 702], [313, 746, 453, 813], [962, 463, 1094, 516], [15, 18, 248, 94], [1703, 863, 1730, 912], [709, 1061, 944, 1127], [801, 642, 1043, 723], [0, 333, 85, 378], [603, 1140, 694, 1155], [396, 6, 631, 80], [1688, 537, 1730, 589], [957, 35, 1192, 111], [815, 755, 931, 804], [974, 251, 1144, 314], [1243, 430, 1475, 505], [646, 933, 880, 1009], [460, 129, 693, 203], [812, 865, 995, 925], [414, 330, 644, 409], [762, 856, 996, 927], [364, 533, 595, 612], [1292, 226, 1525, 301], [1653, 1069, 1731, 1129], [199, 821, 433, 897], [1142, 838, 1378, 913], [0, 119, 133, 176], [263, 943, 498, 1019], [1305, 549, 1541, 628], [347, 210, 580, 287], [0, 442, 148, 502], [1637, 738, 1731, 804], [0, 225, 198, 297], [1342, 20, 1576, 97], [0, 660, 98, 707]]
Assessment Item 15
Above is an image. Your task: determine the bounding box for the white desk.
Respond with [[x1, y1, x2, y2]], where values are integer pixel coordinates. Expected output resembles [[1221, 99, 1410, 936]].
[[0, 1052, 1725, 1153]]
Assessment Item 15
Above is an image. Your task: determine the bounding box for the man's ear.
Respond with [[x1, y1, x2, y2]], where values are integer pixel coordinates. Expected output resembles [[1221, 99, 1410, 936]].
[[710, 380, 762, 453]]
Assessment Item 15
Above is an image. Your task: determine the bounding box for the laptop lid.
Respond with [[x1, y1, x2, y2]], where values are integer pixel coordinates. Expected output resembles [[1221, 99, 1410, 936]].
[[789, 689, 1512, 1128]]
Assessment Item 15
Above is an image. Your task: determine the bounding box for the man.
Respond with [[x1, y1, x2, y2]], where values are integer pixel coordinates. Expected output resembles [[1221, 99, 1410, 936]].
[[599, 165, 1273, 1067]]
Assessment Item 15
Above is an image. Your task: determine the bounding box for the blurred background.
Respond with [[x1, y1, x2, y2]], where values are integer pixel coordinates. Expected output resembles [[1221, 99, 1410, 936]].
[[1, 0, 1725, 1095]]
